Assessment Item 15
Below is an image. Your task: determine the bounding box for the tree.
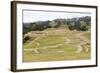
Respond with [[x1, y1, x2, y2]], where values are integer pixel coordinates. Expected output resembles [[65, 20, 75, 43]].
[[79, 21, 88, 31], [49, 21, 58, 28], [68, 22, 75, 30]]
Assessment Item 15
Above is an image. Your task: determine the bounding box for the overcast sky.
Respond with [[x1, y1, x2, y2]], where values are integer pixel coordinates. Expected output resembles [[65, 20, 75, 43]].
[[23, 10, 91, 23]]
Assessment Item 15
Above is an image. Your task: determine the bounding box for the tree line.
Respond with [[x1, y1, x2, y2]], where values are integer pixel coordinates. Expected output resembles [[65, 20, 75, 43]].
[[23, 16, 91, 34]]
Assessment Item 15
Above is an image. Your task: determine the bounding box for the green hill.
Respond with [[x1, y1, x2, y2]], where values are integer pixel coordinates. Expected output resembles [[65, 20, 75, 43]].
[[23, 28, 91, 62]]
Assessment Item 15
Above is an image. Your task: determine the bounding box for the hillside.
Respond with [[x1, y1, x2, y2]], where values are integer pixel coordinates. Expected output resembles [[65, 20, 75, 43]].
[[23, 28, 91, 62]]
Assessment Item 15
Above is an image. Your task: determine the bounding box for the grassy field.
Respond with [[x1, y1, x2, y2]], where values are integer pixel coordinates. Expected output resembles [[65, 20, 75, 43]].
[[23, 28, 91, 62]]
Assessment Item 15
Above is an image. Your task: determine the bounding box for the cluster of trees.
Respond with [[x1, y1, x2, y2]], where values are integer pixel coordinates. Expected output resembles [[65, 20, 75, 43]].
[[23, 16, 91, 34], [67, 16, 91, 31]]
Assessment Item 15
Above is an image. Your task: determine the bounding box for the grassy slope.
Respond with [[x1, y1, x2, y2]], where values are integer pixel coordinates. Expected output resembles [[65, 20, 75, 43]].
[[23, 28, 91, 62]]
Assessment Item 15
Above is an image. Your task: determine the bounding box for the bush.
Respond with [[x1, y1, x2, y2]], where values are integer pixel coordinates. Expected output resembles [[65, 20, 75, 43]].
[[79, 21, 88, 31], [23, 35, 31, 43], [68, 22, 75, 30]]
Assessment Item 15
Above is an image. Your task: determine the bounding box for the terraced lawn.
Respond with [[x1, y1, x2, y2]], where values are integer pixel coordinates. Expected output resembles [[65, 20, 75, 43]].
[[23, 28, 91, 62]]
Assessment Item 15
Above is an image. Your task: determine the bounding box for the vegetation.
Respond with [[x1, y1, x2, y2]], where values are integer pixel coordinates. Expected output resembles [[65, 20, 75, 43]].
[[23, 16, 91, 62], [23, 16, 91, 33]]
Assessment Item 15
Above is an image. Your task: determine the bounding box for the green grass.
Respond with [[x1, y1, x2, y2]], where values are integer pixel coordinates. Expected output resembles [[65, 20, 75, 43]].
[[23, 51, 90, 62], [38, 35, 64, 47], [23, 28, 91, 62]]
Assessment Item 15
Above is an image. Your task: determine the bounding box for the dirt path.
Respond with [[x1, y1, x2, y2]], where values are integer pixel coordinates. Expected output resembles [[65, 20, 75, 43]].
[[75, 33, 90, 53], [24, 30, 90, 54], [25, 30, 71, 49], [24, 49, 40, 54], [24, 36, 71, 54], [26, 33, 46, 47]]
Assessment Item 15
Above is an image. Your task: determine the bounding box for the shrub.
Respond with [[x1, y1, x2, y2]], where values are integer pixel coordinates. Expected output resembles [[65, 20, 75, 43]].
[[68, 22, 75, 30], [23, 35, 31, 43], [79, 21, 88, 31]]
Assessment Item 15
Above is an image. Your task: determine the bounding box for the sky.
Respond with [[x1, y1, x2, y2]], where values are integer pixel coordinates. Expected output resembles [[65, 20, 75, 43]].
[[23, 10, 91, 23]]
